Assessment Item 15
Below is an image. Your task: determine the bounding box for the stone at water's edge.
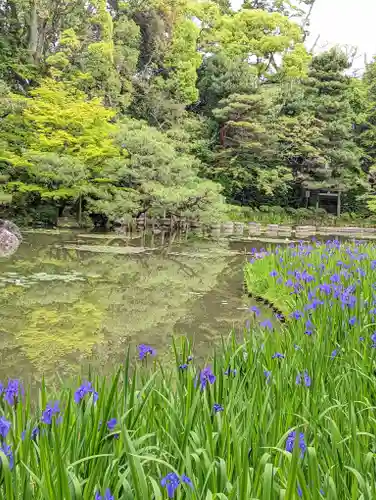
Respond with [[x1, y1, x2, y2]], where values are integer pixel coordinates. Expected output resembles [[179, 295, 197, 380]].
[[0, 220, 22, 257]]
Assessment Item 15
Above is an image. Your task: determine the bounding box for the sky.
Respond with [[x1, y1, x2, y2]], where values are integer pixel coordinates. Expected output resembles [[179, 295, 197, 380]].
[[231, 0, 376, 66]]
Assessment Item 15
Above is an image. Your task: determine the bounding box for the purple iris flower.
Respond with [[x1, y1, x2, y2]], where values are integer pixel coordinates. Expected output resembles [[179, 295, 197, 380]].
[[95, 489, 114, 500], [312, 299, 324, 309], [296, 371, 311, 387], [330, 274, 340, 283], [319, 284, 331, 295], [285, 431, 306, 457], [331, 349, 338, 359], [22, 427, 39, 441], [0, 416, 11, 439], [41, 401, 61, 425], [179, 364, 188, 370], [371, 332, 376, 347], [161, 472, 180, 498], [291, 310, 302, 320], [199, 366, 216, 390], [4, 379, 24, 406], [213, 403, 224, 413], [182, 475, 193, 488], [270, 270, 278, 277], [272, 353, 285, 359], [260, 319, 273, 330], [160, 472, 193, 498], [349, 317, 357, 326], [0, 443, 13, 469], [250, 306, 260, 316], [306, 317, 314, 328], [74, 381, 98, 404], [107, 418, 117, 431], [138, 344, 156, 360], [264, 370, 272, 383]]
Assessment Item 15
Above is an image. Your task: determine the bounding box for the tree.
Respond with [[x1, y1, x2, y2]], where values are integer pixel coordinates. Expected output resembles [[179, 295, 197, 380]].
[[209, 91, 292, 205], [242, 0, 317, 30], [282, 49, 364, 192], [203, 8, 310, 82], [128, 0, 213, 128], [197, 53, 259, 113], [110, 118, 225, 222], [0, 78, 124, 223], [359, 58, 376, 214]]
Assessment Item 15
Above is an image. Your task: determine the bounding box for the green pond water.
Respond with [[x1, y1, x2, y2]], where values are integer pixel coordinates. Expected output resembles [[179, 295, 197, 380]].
[[0, 230, 269, 382]]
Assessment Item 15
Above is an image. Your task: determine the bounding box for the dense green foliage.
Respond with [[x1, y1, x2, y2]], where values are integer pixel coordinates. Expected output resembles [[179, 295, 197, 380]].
[[1, 0, 376, 225], [2, 241, 376, 497], [227, 204, 376, 227]]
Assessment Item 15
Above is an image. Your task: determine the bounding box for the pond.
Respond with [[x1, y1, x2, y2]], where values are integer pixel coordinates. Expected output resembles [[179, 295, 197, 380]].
[[0, 229, 272, 382]]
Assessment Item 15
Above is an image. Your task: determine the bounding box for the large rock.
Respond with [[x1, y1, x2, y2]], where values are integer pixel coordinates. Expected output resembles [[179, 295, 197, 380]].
[[0, 220, 22, 257]]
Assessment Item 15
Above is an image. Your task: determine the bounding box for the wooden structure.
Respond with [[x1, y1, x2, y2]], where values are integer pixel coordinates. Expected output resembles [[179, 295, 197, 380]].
[[304, 189, 341, 217]]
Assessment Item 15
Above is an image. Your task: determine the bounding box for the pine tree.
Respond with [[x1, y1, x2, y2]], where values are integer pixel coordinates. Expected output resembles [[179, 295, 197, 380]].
[[360, 58, 376, 214], [360, 59, 376, 170], [276, 49, 363, 196], [197, 53, 259, 113], [210, 91, 292, 204]]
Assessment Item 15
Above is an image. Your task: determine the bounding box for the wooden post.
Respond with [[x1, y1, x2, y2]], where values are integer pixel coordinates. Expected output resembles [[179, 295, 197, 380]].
[[337, 192, 341, 217], [315, 195, 319, 212], [305, 189, 310, 209], [78, 195, 82, 226]]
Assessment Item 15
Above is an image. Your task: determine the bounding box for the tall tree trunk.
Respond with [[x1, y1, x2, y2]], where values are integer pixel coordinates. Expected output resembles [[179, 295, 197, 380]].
[[28, 0, 38, 62]]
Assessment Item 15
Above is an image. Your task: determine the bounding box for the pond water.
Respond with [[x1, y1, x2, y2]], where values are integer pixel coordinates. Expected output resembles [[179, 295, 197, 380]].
[[0, 230, 271, 382]]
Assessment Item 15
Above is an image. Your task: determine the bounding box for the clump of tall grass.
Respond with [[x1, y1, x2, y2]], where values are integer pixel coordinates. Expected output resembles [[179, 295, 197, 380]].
[[0, 331, 375, 498], [1, 240, 376, 498]]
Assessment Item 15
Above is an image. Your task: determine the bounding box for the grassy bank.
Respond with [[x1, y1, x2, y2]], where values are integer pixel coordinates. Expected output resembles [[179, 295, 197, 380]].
[[244, 239, 376, 318]]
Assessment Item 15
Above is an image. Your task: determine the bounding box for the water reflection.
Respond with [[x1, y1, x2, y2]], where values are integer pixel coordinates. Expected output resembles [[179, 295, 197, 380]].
[[0, 230, 268, 381]]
